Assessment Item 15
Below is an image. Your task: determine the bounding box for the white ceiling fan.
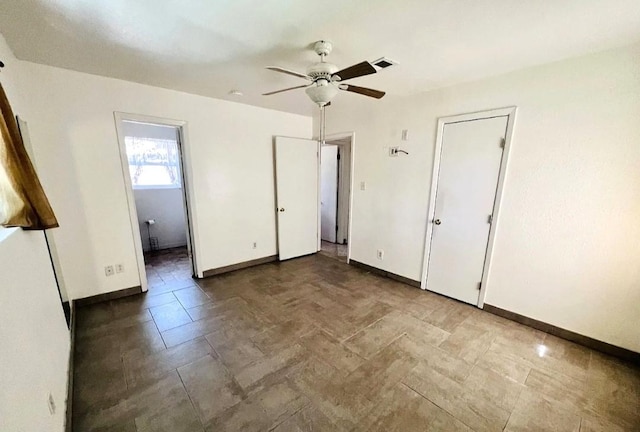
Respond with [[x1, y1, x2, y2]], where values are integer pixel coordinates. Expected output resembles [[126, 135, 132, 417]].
[[263, 40, 396, 107]]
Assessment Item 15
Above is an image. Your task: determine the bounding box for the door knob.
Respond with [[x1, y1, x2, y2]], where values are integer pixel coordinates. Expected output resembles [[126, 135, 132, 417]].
[[434, 219, 441, 225], [279, 208, 285, 212]]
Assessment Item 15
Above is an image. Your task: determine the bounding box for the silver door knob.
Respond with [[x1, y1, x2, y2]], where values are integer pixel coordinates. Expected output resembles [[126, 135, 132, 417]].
[[279, 208, 285, 212], [434, 219, 441, 225]]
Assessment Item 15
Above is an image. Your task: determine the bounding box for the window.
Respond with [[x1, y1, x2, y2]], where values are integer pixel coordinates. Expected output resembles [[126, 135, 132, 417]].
[[125, 136, 181, 189]]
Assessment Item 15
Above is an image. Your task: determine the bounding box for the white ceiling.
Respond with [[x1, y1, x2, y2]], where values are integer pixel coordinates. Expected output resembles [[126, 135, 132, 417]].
[[2, 0, 640, 116]]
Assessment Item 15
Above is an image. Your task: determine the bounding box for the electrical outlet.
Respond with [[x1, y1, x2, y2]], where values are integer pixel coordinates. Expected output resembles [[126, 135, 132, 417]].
[[252, 242, 257, 249], [115, 264, 124, 273], [389, 147, 399, 157], [47, 393, 56, 415], [104, 265, 114, 277], [377, 249, 384, 260]]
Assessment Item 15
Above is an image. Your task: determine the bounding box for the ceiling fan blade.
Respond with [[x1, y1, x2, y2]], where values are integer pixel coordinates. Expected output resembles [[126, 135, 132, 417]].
[[332, 61, 377, 81], [266, 66, 311, 80], [262, 84, 310, 96], [340, 84, 386, 99]]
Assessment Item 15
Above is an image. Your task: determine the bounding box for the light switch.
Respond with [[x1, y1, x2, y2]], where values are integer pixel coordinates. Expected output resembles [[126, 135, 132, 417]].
[[360, 181, 366, 191]]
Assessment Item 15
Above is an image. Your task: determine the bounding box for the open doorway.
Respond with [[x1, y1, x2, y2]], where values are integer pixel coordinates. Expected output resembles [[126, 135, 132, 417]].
[[319, 134, 352, 263], [115, 114, 197, 292]]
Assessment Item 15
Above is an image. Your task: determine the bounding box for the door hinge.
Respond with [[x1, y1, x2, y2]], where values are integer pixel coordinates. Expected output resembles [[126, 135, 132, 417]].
[[500, 138, 506, 148], [488, 214, 493, 224], [335, 225, 338, 233], [477, 282, 482, 290], [337, 150, 341, 160]]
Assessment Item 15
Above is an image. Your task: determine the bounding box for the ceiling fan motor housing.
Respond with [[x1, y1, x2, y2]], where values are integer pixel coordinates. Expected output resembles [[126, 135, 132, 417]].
[[306, 62, 338, 80]]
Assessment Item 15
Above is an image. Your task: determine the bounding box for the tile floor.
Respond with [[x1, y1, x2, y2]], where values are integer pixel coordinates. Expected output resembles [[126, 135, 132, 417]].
[[319, 240, 348, 263], [73, 253, 640, 431], [144, 247, 194, 293]]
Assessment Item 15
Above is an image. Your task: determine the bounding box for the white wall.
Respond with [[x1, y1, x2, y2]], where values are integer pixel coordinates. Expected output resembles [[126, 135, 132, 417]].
[[134, 188, 187, 251], [0, 36, 70, 432], [320, 44, 640, 352], [13, 50, 312, 300], [0, 230, 70, 432]]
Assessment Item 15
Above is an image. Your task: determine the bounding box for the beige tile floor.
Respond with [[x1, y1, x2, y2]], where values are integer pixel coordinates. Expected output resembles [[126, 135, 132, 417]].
[[73, 252, 640, 431]]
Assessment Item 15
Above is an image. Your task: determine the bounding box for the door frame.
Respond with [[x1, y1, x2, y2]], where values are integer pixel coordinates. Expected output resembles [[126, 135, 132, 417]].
[[420, 107, 517, 308], [114, 112, 202, 292], [323, 132, 355, 263]]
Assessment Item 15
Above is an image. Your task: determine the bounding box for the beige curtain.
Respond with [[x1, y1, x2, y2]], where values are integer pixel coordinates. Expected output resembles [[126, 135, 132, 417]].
[[0, 82, 58, 229]]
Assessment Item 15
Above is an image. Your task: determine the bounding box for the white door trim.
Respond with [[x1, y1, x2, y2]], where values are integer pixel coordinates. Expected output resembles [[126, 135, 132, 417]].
[[114, 112, 202, 292], [420, 107, 518, 308], [323, 132, 355, 263]]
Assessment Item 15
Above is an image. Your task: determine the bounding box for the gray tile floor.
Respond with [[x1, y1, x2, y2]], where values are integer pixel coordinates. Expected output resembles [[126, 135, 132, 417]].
[[73, 252, 640, 431], [319, 240, 348, 263]]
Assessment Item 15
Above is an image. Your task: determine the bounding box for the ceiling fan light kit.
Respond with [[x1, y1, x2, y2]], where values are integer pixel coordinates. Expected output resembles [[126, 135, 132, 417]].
[[305, 80, 338, 107]]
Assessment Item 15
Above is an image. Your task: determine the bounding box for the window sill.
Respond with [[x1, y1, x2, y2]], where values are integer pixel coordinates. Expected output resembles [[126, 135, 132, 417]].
[[133, 185, 182, 190]]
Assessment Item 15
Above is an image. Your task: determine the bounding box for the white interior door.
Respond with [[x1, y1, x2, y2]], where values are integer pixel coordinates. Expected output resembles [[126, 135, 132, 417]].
[[275, 136, 319, 260], [320, 145, 338, 243], [336, 141, 351, 244], [426, 116, 508, 304]]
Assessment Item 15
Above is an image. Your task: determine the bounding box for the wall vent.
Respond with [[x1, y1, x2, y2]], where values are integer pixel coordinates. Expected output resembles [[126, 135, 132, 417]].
[[371, 57, 398, 70]]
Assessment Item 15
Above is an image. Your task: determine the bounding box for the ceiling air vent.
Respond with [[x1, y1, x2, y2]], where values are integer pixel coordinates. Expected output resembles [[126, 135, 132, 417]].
[[371, 57, 398, 70]]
